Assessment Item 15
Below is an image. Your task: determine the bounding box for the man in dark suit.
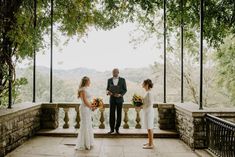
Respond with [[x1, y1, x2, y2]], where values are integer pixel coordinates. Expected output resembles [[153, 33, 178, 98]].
[[106, 68, 127, 134]]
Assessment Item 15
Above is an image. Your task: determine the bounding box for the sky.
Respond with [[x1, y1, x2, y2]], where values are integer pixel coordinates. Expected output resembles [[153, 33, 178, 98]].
[[19, 23, 162, 72]]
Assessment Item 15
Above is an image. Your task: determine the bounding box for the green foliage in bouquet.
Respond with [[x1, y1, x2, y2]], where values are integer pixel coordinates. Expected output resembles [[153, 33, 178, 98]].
[[132, 94, 143, 107]]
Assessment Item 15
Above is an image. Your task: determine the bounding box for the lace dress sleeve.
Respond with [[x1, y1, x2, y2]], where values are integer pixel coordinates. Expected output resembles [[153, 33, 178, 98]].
[[146, 92, 153, 107]]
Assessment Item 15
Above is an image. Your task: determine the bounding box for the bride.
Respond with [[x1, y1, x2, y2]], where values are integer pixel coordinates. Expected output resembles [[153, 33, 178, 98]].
[[75, 76, 96, 150]]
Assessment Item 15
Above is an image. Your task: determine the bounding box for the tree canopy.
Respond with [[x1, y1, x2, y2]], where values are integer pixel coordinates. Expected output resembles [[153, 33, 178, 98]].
[[0, 0, 235, 105]]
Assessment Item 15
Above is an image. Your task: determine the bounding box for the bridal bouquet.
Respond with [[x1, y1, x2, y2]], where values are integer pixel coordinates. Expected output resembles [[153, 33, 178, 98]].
[[132, 94, 143, 107], [91, 98, 104, 109]]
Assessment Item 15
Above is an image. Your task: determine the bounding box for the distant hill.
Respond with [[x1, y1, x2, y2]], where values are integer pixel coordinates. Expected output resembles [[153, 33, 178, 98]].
[[16, 66, 163, 103], [15, 63, 234, 107], [16, 66, 156, 83]]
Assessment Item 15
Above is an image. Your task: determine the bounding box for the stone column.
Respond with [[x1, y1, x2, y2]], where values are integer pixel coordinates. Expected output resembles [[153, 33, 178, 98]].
[[158, 104, 175, 130], [40, 103, 59, 129]]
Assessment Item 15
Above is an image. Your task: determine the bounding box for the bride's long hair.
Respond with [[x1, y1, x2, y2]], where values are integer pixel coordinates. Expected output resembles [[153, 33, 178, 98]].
[[77, 76, 90, 98]]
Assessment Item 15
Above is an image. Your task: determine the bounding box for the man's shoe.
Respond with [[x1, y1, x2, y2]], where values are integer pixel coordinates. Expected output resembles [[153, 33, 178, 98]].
[[107, 130, 115, 134], [116, 130, 120, 134]]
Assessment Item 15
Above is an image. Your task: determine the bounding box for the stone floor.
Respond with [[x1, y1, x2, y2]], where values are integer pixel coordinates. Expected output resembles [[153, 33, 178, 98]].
[[6, 137, 205, 157]]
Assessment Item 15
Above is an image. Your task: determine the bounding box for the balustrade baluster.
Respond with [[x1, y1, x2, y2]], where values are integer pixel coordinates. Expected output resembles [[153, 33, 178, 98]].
[[75, 106, 80, 129], [99, 108, 105, 129], [135, 108, 141, 129], [123, 107, 129, 129], [63, 107, 69, 128]]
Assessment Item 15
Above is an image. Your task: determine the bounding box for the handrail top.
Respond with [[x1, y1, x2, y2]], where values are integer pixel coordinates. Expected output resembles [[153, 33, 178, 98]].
[[41, 102, 172, 105], [206, 114, 235, 127], [52, 103, 160, 108]]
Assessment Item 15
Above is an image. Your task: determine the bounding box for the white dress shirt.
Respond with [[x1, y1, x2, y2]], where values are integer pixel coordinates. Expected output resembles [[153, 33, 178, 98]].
[[113, 77, 119, 86]]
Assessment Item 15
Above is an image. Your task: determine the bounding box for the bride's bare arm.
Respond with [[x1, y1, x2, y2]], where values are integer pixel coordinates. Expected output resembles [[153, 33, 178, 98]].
[[80, 91, 92, 109]]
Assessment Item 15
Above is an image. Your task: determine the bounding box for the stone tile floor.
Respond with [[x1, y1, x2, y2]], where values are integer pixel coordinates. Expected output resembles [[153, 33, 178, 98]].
[[6, 137, 203, 157]]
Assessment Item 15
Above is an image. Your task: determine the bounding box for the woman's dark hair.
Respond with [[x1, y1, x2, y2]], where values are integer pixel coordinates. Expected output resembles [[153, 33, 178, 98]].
[[143, 79, 153, 89]]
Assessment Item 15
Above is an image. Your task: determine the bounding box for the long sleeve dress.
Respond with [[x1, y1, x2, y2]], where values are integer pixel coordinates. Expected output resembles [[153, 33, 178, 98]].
[[142, 90, 154, 129]]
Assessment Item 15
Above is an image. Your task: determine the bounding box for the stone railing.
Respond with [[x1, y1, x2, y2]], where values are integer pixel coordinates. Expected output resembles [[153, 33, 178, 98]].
[[174, 102, 235, 149], [157, 104, 175, 130], [3, 101, 234, 156], [0, 103, 41, 157], [40, 103, 166, 130], [206, 114, 235, 157]]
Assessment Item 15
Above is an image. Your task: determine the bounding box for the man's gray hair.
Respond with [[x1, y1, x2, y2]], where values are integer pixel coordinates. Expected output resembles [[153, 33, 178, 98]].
[[113, 68, 119, 73]]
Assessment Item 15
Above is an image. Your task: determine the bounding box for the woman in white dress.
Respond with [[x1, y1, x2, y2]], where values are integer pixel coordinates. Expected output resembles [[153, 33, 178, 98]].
[[75, 76, 96, 150], [141, 79, 154, 149]]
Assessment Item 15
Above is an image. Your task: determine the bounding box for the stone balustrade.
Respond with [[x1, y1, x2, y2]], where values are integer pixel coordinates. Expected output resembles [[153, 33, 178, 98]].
[[41, 103, 160, 130], [1, 101, 235, 156]]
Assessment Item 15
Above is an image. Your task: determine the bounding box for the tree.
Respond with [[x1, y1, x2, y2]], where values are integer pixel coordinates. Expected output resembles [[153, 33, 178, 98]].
[[126, 0, 235, 105], [0, 0, 116, 105], [0, 77, 27, 106], [103, 0, 235, 47], [216, 37, 235, 104], [1, 0, 235, 106]]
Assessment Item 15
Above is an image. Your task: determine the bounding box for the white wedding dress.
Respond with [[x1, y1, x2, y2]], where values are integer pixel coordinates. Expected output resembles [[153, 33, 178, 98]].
[[142, 90, 154, 129], [75, 87, 94, 150]]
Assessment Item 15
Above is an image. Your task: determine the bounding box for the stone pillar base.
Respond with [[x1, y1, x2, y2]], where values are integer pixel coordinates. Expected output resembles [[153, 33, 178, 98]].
[[40, 104, 59, 129], [158, 104, 175, 130]]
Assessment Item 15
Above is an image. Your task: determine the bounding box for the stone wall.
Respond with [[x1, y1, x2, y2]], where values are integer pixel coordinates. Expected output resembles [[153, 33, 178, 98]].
[[175, 105, 206, 149], [175, 103, 235, 149], [158, 104, 175, 130], [0, 103, 41, 157]]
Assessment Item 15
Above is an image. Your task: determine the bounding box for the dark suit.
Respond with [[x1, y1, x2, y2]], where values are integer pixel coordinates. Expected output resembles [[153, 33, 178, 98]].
[[107, 77, 127, 131]]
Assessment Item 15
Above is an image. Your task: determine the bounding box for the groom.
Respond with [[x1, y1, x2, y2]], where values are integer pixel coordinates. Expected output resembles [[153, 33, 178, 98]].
[[106, 68, 127, 134]]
